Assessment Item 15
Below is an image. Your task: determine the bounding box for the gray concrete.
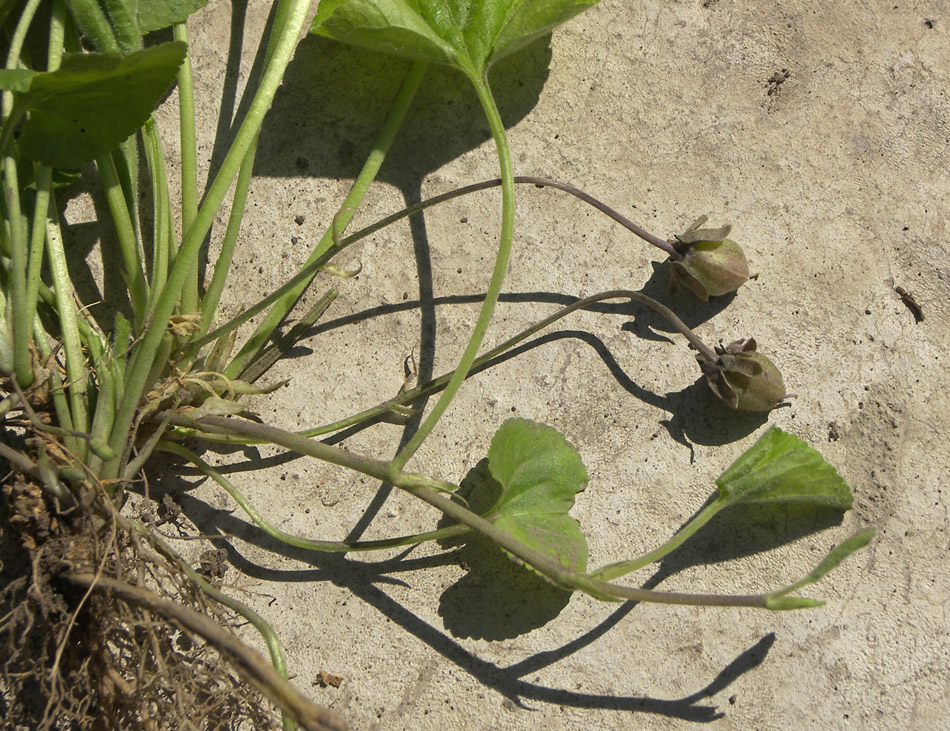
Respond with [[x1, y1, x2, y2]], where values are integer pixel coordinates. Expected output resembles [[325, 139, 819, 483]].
[[160, 2, 949, 728]]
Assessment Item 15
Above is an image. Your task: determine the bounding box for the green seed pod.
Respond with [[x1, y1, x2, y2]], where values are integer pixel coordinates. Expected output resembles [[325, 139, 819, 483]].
[[670, 238, 750, 301], [697, 338, 789, 411]]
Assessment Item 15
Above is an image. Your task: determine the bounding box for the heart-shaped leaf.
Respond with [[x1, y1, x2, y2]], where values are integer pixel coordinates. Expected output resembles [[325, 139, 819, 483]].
[[716, 426, 853, 509], [311, 0, 600, 78], [0, 42, 186, 169], [479, 418, 589, 572]]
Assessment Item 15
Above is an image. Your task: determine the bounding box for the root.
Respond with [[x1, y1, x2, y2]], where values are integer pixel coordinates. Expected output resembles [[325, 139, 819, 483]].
[[0, 471, 344, 730], [65, 574, 345, 731]]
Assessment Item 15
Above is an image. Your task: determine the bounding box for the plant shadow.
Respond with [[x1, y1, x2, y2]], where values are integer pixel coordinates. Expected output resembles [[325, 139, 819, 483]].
[[632, 261, 739, 337], [278, 290, 768, 442], [434, 459, 573, 641], [249, 32, 553, 543], [148, 468, 777, 723], [648, 497, 848, 585], [254, 34, 551, 185]]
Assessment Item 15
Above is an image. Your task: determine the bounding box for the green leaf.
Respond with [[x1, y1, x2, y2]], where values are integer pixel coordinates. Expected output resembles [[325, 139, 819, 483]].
[[9, 42, 187, 169], [765, 529, 875, 609], [483, 418, 589, 572], [137, 0, 211, 33], [716, 426, 854, 510], [798, 529, 875, 585], [0, 69, 38, 93], [311, 0, 600, 78]]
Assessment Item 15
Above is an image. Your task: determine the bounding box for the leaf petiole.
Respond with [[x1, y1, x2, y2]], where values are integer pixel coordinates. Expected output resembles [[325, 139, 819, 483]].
[[390, 74, 515, 472]]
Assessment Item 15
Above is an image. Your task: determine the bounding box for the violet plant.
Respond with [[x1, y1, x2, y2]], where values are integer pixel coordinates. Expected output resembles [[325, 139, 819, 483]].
[[0, 0, 872, 728]]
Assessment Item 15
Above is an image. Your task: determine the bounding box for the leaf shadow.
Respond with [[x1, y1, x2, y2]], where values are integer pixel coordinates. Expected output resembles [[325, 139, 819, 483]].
[[648, 496, 848, 585], [254, 34, 551, 185], [435, 459, 573, 641], [438, 534, 574, 640]]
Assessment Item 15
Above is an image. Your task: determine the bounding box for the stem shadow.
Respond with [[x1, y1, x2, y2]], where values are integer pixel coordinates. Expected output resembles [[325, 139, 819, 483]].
[[162, 485, 774, 723]]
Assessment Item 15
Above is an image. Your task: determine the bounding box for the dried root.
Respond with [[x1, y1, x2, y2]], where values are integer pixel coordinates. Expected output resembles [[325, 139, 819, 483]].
[[0, 468, 342, 730]]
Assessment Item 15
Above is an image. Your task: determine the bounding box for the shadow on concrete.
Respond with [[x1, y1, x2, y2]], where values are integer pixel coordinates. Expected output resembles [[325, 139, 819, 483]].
[[154, 481, 776, 724], [138, 22, 785, 719], [649, 497, 847, 583], [433, 459, 573, 641], [253, 34, 551, 186], [248, 289, 770, 452], [630, 260, 740, 339]]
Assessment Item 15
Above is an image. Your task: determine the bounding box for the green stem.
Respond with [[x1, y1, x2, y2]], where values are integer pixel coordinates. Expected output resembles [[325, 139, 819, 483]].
[[44, 212, 89, 457], [22, 162, 50, 345], [0, 2, 38, 386], [346, 289, 713, 434], [185, 174, 671, 355], [167, 414, 767, 608], [157, 440, 468, 551], [198, 140, 256, 335], [16, 2, 67, 374], [175, 288, 715, 446], [389, 75, 515, 473], [5, 157, 29, 386], [103, 0, 313, 481], [61, 0, 119, 53], [1, 0, 42, 117], [400, 477, 766, 607], [33, 316, 74, 434], [174, 22, 200, 314], [588, 498, 725, 581], [97, 151, 148, 326], [142, 116, 173, 308], [85, 357, 117, 476], [167, 413, 393, 482], [237, 288, 337, 384], [223, 60, 429, 380], [186, 176, 501, 354]]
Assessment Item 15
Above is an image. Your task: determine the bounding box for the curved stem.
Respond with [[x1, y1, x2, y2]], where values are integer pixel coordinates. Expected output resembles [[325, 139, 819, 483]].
[[97, 151, 148, 325], [188, 175, 678, 354], [165, 413, 770, 608], [588, 498, 725, 581], [400, 478, 767, 607], [45, 211, 89, 457], [515, 176, 677, 255], [175, 288, 717, 445], [389, 76, 515, 473], [315, 289, 714, 435], [157, 440, 469, 551]]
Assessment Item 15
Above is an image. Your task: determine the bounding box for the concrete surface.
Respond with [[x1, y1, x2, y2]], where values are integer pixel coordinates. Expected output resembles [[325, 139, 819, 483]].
[[156, 1, 949, 728]]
